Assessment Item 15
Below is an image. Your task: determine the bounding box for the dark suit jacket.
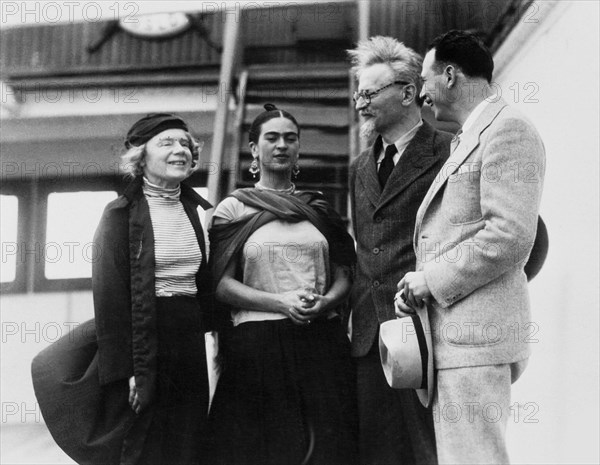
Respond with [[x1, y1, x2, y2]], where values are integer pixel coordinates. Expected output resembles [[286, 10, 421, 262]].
[[350, 120, 452, 357]]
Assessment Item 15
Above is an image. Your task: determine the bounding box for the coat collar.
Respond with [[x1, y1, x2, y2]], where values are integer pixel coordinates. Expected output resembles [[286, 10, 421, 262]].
[[426, 98, 507, 207], [123, 176, 145, 201], [123, 176, 213, 210], [414, 98, 509, 232], [356, 120, 443, 211], [181, 183, 213, 210]]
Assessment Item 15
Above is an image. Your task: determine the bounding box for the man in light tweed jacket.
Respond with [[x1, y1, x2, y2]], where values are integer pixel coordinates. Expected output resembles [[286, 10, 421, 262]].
[[397, 30, 546, 464]]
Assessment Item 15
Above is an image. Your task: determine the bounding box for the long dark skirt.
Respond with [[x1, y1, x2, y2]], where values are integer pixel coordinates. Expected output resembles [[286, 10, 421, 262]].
[[136, 296, 209, 465], [32, 296, 209, 465], [205, 317, 358, 465]]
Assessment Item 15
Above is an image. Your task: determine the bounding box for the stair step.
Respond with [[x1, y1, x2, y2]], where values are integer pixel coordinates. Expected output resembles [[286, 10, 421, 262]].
[[243, 103, 349, 129], [226, 63, 352, 215], [246, 63, 351, 82], [238, 128, 348, 156], [246, 89, 348, 103]]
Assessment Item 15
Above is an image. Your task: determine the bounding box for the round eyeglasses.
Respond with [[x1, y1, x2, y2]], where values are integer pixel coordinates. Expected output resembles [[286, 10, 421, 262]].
[[353, 80, 411, 104]]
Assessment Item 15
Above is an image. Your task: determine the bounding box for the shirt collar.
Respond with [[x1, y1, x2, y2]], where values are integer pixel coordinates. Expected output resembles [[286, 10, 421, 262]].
[[142, 177, 181, 200], [461, 94, 498, 134], [383, 119, 423, 152]]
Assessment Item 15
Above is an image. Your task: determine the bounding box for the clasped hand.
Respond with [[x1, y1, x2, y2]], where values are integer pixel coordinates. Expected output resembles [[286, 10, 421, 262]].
[[395, 271, 432, 317], [280, 288, 329, 325]]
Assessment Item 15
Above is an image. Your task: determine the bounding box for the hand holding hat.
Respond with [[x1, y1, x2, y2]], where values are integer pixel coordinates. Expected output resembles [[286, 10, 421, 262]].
[[379, 300, 434, 408], [382, 217, 550, 410], [397, 271, 431, 311], [394, 289, 415, 318]]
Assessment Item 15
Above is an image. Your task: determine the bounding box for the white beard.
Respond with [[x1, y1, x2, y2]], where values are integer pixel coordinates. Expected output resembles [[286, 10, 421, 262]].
[[359, 119, 376, 139]]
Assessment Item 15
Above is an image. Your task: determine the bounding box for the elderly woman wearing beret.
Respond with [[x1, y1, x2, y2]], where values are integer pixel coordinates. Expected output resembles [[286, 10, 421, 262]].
[[32, 114, 213, 465]]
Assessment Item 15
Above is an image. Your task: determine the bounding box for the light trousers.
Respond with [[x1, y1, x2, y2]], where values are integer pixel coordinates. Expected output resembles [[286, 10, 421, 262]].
[[433, 363, 519, 465]]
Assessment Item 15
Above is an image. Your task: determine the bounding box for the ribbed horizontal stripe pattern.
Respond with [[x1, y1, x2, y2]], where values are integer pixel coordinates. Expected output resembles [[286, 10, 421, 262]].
[[143, 181, 201, 297]]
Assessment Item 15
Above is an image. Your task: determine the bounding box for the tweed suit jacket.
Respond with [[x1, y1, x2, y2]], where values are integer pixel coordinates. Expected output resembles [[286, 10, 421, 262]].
[[350, 120, 452, 357], [414, 98, 545, 369]]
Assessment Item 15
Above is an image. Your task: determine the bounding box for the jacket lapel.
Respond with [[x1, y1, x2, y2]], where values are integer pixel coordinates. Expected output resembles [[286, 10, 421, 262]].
[[415, 98, 509, 230], [377, 121, 441, 211], [355, 138, 382, 208]]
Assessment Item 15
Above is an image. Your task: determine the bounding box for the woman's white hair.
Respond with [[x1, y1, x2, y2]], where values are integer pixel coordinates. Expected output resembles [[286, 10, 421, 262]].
[[120, 132, 203, 178], [347, 36, 424, 97]]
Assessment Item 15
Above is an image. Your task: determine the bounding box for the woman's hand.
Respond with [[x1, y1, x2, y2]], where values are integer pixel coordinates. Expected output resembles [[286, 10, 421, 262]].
[[128, 376, 142, 414], [281, 287, 333, 325], [279, 290, 314, 325], [289, 265, 352, 325], [295, 290, 332, 322]]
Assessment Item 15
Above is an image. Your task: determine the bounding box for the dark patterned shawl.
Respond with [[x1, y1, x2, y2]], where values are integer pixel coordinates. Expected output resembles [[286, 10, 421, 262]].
[[209, 188, 356, 283]]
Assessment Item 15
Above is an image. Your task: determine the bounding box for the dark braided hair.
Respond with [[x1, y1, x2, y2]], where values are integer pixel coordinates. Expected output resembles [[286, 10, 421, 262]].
[[248, 103, 301, 144]]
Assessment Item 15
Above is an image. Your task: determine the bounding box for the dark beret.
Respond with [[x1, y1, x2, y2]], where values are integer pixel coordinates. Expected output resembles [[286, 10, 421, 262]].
[[125, 113, 189, 148]]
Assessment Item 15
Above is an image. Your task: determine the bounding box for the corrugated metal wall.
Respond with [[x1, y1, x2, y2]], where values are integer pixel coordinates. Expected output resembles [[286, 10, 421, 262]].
[[370, 0, 512, 53], [1, 14, 224, 77], [1, 3, 358, 79], [1, 1, 516, 79]]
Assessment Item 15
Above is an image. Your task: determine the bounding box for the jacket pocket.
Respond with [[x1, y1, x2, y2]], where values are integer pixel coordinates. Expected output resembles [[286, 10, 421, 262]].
[[442, 166, 483, 225]]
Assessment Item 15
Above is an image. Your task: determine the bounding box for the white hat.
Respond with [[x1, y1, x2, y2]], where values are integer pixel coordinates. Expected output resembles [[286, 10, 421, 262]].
[[379, 305, 434, 407]]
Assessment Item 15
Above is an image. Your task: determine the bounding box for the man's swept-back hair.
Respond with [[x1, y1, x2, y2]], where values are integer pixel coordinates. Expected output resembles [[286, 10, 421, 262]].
[[347, 36, 423, 98], [427, 30, 493, 83]]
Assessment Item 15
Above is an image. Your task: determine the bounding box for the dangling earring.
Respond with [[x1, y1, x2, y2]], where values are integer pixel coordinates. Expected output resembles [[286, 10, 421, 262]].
[[292, 163, 300, 179], [249, 158, 260, 178]]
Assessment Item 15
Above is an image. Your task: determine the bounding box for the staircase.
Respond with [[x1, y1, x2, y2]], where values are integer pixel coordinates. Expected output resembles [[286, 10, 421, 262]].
[[222, 63, 354, 218]]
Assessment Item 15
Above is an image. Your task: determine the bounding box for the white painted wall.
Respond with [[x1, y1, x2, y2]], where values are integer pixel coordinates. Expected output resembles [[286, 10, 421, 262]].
[[1, 291, 94, 427], [493, 2, 599, 464]]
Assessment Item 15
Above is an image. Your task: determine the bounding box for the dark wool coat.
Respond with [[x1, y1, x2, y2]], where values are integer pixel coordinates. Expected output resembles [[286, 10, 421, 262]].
[[93, 176, 213, 405], [32, 177, 213, 465]]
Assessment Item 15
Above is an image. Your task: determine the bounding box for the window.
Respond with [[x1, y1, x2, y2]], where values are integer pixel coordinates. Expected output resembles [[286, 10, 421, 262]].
[[44, 191, 117, 280], [1, 195, 19, 283], [0, 183, 27, 294], [1, 174, 210, 293]]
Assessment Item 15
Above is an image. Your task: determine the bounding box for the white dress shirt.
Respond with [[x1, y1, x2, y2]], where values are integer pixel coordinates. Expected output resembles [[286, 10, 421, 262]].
[[377, 120, 423, 170]]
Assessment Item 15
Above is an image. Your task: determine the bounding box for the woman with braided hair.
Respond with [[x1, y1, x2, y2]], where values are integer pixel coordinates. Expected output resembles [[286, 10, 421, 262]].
[[205, 104, 358, 465]]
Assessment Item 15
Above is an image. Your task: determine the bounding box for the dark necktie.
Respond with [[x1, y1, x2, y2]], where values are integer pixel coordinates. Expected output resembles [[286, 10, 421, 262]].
[[378, 144, 397, 188]]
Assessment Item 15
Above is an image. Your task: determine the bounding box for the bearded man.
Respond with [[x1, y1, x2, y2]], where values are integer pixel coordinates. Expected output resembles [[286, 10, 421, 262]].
[[347, 36, 452, 465]]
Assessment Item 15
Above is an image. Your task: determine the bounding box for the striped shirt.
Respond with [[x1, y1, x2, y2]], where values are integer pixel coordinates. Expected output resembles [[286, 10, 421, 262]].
[[143, 178, 201, 297]]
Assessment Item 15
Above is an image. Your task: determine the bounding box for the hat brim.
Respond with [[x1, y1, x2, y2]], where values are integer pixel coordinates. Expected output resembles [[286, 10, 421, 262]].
[[379, 305, 434, 408], [524, 215, 549, 282]]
